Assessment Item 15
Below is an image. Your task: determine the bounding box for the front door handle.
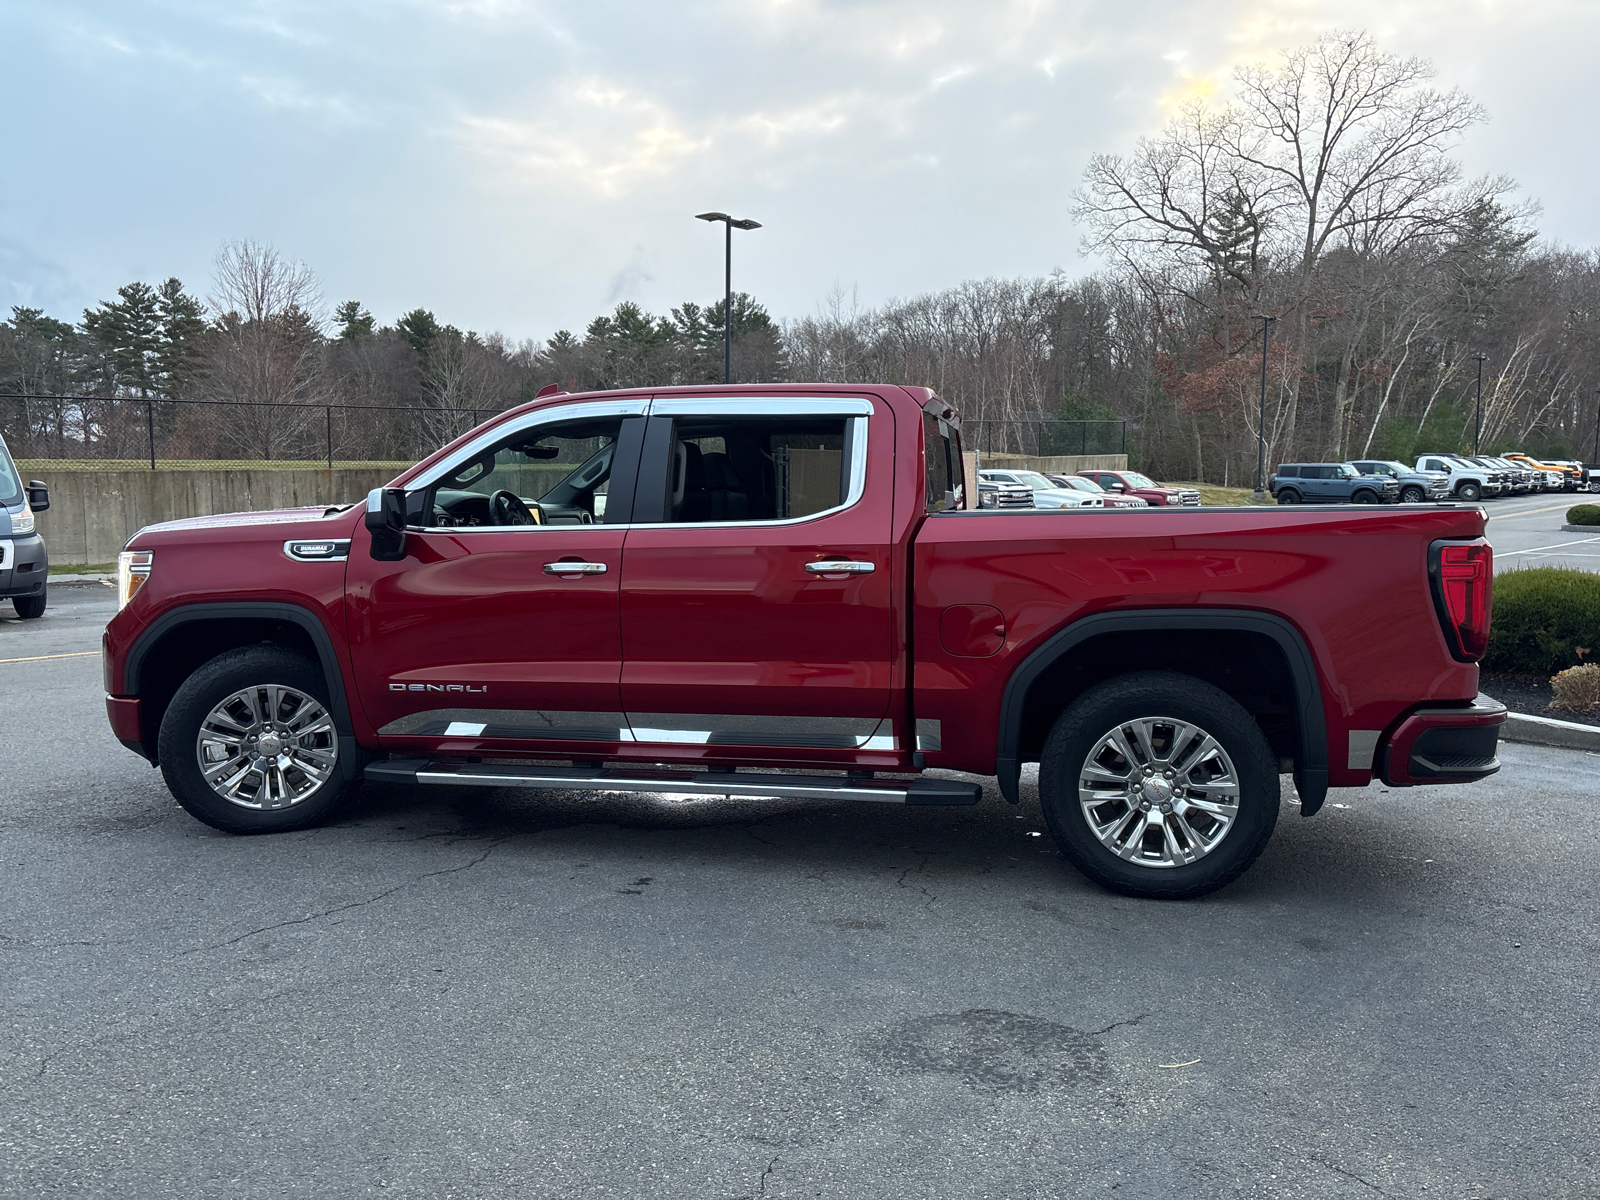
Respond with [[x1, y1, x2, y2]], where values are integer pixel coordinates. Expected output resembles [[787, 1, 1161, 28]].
[[544, 561, 608, 576], [805, 560, 875, 575]]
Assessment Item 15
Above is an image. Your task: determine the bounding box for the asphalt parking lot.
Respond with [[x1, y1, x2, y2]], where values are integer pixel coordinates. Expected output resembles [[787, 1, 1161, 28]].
[[3, 584, 1598, 1199], [1481, 488, 1600, 572]]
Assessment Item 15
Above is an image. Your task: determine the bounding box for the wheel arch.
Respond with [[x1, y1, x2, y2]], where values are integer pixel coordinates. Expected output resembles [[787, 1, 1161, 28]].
[[995, 609, 1329, 815], [123, 603, 358, 774]]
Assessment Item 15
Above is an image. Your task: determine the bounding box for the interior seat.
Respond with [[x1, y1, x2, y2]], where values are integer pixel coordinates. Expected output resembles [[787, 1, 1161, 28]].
[[700, 452, 750, 520]]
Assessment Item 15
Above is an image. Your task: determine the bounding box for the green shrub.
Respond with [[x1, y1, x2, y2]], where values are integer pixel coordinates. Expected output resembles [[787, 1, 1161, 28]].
[[1483, 568, 1600, 674], [1567, 504, 1600, 526]]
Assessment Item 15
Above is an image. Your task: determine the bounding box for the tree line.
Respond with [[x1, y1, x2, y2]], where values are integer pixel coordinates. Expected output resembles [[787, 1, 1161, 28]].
[[2, 29, 1595, 477]]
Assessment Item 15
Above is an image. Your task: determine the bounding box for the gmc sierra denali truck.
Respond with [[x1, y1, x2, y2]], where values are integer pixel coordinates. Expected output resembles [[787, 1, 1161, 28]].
[[102, 385, 1503, 900]]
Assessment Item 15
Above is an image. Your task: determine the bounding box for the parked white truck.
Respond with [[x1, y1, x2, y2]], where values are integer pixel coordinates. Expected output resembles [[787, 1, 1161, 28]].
[[1415, 454, 1504, 503]]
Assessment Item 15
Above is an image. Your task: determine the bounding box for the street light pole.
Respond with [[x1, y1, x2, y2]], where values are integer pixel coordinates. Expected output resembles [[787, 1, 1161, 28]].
[[1592, 385, 1599, 466], [1474, 354, 1487, 455], [695, 211, 762, 383], [1252, 314, 1276, 503]]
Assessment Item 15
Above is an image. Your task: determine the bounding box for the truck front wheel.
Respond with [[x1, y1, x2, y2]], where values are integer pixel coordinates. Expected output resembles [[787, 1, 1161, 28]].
[[158, 646, 354, 834], [1456, 481, 1481, 502], [1037, 671, 1280, 900]]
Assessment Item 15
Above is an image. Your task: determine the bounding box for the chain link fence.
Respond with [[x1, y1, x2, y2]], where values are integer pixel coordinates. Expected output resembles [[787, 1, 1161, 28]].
[[1, 394, 514, 471], [967, 418, 1127, 459]]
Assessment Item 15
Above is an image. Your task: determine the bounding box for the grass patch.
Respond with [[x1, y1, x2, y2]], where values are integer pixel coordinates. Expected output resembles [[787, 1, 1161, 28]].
[[1483, 567, 1600, 675], [1162, 481, 1264, 506], [50, 562, 117, 575], [17, 459, 410, 472]]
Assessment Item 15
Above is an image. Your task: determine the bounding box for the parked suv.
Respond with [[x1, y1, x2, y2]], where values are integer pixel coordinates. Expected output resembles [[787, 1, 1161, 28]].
[[1347, 460, 1450, 504], [1271, 463, 1399, 505], [0, 435, 49, 619]]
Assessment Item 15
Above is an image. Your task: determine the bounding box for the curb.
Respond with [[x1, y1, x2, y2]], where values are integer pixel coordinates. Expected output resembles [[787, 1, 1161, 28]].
[[47, 573, 114, 585], [1560, 524, 1600, 533], [1501, 711, 1600, 751]]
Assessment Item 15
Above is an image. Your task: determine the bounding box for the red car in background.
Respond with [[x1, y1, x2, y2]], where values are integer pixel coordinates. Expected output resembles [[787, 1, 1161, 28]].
[[1044, 474, 1149, 508], [1077, 469, 1201, 507]]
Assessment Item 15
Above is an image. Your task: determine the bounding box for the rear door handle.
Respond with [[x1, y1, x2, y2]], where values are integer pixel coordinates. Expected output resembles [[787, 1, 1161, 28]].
[[805, 560, 875, 575], [544, 561, 607, 576]]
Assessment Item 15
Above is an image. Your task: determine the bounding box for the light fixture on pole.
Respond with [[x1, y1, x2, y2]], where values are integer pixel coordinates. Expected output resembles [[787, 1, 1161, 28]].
[[1251, 314, 1276, 504], [695, 212, 762, 384], [1473, 353, 1487, 456]]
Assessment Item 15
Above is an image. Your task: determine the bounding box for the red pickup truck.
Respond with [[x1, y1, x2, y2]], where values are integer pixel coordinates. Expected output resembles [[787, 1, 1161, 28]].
[[102, 384, 1502, 899]]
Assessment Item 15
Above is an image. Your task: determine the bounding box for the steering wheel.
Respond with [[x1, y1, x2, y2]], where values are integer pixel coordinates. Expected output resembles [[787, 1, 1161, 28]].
[[489, 489, 535, 526]]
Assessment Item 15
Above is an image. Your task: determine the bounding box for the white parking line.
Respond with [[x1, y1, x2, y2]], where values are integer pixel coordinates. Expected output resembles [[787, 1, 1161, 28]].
[[1487, 502, 1585, 520], [1499, 536, 1600, 556]]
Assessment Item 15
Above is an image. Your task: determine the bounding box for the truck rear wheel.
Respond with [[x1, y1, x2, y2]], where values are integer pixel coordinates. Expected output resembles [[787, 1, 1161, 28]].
[[1037, 671, 1280, 900], [158, 646, 354, 834]]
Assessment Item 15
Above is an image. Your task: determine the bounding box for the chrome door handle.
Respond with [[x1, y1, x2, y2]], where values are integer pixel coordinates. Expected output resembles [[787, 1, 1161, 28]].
[[543, 561, 607, 576], [805, 560, 875, 575]]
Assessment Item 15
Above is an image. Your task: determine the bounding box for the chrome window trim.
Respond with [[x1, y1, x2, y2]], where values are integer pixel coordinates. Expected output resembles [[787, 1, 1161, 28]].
[[407, 398, 650, 494], [649, 396, 875, 417], [407, 395, 871, 534]]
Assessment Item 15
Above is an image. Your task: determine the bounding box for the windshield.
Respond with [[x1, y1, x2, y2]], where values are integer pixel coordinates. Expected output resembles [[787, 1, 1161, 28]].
[[1339, 464, 1360, 478], [1067, 477, 1104, 493], [1123, 473, 1157, 489], [0, 437, 21, 508], [1377, 462, 1407, 474], [1012, 471, 1057, 491]]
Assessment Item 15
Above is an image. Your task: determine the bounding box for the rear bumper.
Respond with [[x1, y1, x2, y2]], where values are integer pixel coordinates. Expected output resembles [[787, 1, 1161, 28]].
[[1380, 697, 1505, 786]]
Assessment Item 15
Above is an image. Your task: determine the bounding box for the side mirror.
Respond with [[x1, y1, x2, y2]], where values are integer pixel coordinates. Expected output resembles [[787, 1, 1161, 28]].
[[25, 480, 48, 513], [365, 487, 408, 561], [1109, 482, 1125, 492]]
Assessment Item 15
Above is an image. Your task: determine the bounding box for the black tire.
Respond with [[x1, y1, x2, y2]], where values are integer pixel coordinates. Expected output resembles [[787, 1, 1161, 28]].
[[158, 646, 354, 834], [1351, 489, 1377, 504], [1037, 671, 1280, 900], [1400, 485, 1426, 503], [1456, 481, 1482, 502], [12, 589, 45, 619], [1275, 489, 1300, 505]]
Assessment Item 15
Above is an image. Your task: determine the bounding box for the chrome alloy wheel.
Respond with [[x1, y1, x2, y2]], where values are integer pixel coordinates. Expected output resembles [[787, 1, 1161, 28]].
[[1077, 716, 1241, 868], [194, 685, 339, 810]]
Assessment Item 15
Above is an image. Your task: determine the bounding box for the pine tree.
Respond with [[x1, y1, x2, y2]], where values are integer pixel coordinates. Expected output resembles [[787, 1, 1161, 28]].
[[334, 300, 375, 341], [82, 282, 163, 395], [154, 278, 207, 399]]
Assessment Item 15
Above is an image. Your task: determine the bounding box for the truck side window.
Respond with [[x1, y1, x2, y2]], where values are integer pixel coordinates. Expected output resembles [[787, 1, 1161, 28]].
[[923, 412, 964, 512], [428, 416, 625, 527], [666, 414, 852, 523]]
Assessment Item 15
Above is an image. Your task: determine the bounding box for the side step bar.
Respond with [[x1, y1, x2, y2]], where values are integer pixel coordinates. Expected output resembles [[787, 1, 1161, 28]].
[[365, 759, 983, 806]]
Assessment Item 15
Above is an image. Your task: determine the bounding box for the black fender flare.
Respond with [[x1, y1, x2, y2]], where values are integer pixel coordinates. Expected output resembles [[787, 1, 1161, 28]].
[[994, 608, 1329, 815], [124, 602, 361, 780]]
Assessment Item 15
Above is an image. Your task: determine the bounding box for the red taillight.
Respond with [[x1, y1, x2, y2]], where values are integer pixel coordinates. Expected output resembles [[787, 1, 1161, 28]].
[[1430, 539, 1493, 661]]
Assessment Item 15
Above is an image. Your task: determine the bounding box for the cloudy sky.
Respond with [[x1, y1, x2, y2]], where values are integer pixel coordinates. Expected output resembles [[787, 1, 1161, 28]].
[[2, 0, 1595, 341]]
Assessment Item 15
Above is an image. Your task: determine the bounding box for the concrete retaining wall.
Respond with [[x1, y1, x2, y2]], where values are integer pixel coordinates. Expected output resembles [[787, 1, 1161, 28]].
[[976, 454, 1128, 474], [34, 468, 399, 565]]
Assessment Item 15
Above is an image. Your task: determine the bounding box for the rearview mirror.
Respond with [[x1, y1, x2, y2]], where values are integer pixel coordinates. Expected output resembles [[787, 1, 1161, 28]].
[[365, 487, 408, 561], [25, 480, 48, 513]]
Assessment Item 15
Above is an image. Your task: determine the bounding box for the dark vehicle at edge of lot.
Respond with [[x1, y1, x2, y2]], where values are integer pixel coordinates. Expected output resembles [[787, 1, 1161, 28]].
[[0, 433, 49, 619]]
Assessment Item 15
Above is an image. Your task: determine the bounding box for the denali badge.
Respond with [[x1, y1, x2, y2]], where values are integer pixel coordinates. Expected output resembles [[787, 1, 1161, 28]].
[[389, 683, 488, 693]]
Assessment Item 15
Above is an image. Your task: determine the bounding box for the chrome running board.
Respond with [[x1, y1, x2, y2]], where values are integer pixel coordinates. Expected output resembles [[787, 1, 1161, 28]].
[[365, 759, 983, 806]]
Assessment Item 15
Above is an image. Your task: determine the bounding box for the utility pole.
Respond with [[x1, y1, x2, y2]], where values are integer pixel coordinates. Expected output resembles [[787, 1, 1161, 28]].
[[1251, 314, 1276, 503], [694, 212, 761, 383], [1474, 354, 1487, 455]]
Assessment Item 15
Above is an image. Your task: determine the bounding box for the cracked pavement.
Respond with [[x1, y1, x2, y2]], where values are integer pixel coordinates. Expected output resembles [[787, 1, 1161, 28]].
[[2, 587, 1598, 1198]]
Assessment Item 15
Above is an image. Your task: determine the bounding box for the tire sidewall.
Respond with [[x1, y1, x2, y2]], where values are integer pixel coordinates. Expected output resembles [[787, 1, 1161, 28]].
[[1401, 486, 1425, 503], [1038, 671, 1280, 900], [1457, 482, 1481, 502], [1276, 489, 1300, 505], [158, 646, 350, 834]]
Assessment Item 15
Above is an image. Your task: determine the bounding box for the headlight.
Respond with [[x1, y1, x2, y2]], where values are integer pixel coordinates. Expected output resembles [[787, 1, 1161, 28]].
[[979, 491, 997, 508], [11, 506, 33, 535], [117, 550, 153, 610]]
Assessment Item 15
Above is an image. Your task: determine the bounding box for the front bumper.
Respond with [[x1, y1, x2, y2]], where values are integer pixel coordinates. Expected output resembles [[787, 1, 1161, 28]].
[[0, 533, 47, 598], [1379, 697, 1505, 786], [105, 695, 151, 761]]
